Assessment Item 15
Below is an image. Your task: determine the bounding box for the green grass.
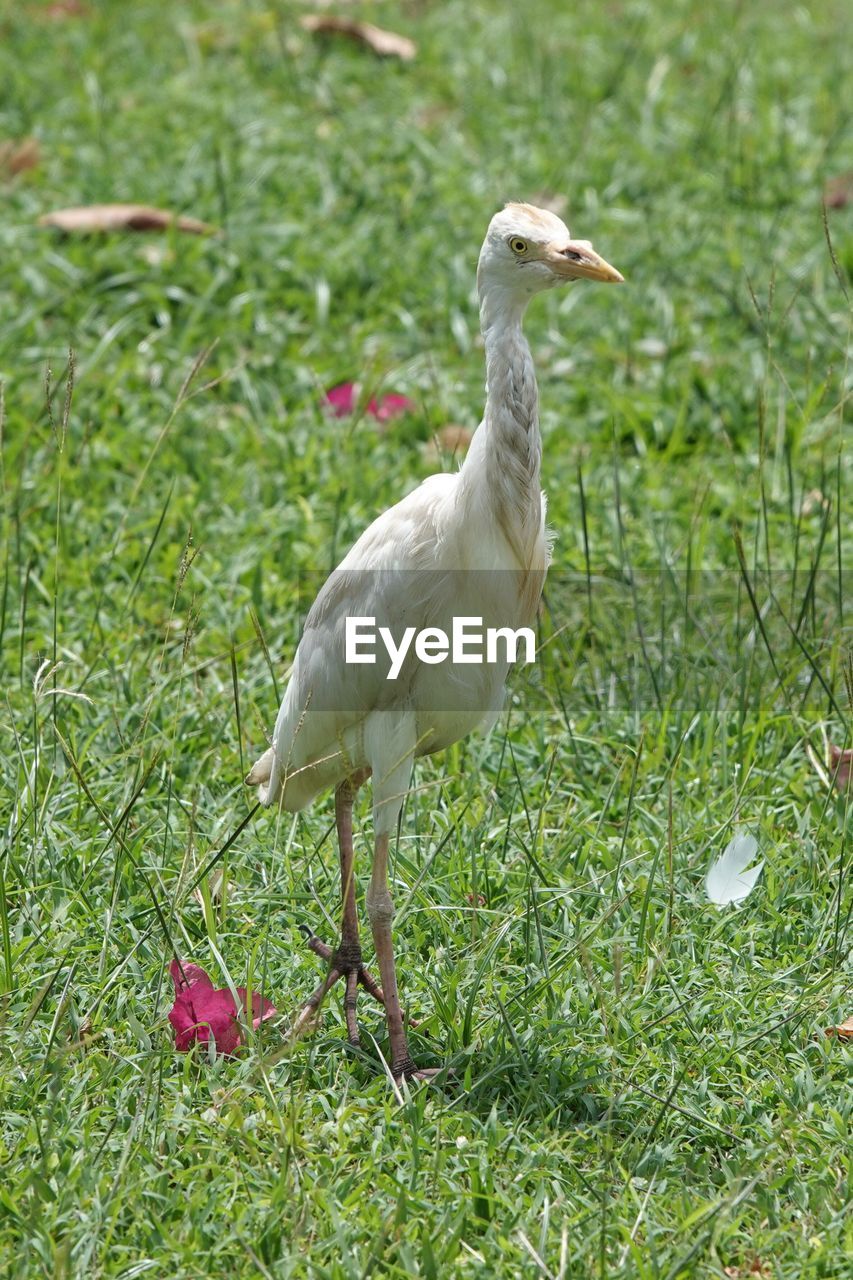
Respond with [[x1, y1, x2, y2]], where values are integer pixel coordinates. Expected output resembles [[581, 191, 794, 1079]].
[[1, 0, 852, 1275]]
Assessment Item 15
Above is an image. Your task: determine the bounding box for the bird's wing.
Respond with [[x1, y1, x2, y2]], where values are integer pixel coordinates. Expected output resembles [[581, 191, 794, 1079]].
[[250, 473, 460, 807], [335, 473, 459, 573]]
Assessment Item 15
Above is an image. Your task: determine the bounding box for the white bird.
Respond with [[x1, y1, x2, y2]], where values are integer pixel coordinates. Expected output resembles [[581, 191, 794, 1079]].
[[247, 202, 622, 1081]]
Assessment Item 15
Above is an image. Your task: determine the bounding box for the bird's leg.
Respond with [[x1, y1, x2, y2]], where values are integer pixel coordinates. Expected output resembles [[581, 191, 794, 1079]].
[[304, 776, 364, 968], [292, 771, 386, 1045], [366, 832, 438, 1082]]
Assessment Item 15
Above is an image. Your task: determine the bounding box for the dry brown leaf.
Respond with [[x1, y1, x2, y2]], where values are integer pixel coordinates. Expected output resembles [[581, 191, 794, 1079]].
[[828, 743, 853, 791], [423, 424, 474, 464], [69, 1016, 94, 1046], [38, 204, 215, 236], [0, 137, 41, 176], [435, 424, 473, 453], [800, 487, 829, 517], [530, 191, 568, 217], [724, 1261, 771, 1278], [34, 0, 90, 18], [192, 867, 225, 908], [300, 15, 416, 61], [805, 736, 852, 792], [805, 740, 831, 789], [414, 103, 454, 131], [824, 1014, 853, 1041], [824, 172, 853, 209]]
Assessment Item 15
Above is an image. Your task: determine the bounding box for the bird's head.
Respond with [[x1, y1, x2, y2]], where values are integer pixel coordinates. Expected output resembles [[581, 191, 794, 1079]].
[[477, 202, 623, 304]]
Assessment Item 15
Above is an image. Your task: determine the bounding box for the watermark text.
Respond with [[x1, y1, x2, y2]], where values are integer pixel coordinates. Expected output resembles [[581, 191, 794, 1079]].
[[345, 616, 536, 680]]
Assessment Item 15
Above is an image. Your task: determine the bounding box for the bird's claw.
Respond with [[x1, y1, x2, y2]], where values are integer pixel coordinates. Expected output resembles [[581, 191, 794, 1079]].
[[392, 1063, 446, 1086], [291, 926, 389, 1048]]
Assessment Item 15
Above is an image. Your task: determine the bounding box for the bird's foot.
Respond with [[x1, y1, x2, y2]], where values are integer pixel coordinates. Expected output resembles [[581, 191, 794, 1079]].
[[393, 1060, 444, 1085], [291, 928, 388, 1047]]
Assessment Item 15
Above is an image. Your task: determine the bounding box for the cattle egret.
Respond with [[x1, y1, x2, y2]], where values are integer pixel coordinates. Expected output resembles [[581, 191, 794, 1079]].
[[247, 203, 622, 1080]]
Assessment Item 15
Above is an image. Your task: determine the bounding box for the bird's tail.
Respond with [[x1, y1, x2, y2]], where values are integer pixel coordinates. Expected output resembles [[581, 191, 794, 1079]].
[[245, 746, 274, 801]]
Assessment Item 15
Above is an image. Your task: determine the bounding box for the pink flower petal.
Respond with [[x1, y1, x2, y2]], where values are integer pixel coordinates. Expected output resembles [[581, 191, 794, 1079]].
[[170, 958, 214, 996], [325, 382, 357, 416], [374, 393, 415, 422], [169, 984, 242, 1055], [194, 986, 243, 1055], [237, 987, 277, 1030], [167, 961, 277, 1056], [324, 383, 414, 422], [167, 995, 199, 1051], [168, 993, 227, 1053]]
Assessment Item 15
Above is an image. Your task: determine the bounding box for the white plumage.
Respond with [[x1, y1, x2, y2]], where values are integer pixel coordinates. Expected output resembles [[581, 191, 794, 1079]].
[[248, 202, 622, 1080]]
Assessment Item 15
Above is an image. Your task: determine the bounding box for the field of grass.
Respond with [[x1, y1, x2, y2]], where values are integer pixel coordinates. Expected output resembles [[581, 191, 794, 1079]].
[[1, 0, 851, 1276]]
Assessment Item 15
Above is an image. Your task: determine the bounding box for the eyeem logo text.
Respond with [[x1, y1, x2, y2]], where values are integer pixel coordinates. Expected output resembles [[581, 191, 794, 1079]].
[[345, 616, 536, 680]]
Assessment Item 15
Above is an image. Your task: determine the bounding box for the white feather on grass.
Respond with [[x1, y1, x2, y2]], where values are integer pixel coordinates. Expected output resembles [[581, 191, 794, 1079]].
[[705, 832, 763, 906]]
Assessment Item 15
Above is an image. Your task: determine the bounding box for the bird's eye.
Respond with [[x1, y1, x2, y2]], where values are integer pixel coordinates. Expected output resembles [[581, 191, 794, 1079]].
[[508, 237, 529, 255]]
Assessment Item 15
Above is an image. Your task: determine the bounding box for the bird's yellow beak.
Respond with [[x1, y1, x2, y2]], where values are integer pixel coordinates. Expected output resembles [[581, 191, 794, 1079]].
[[549, 239, 624, 284]]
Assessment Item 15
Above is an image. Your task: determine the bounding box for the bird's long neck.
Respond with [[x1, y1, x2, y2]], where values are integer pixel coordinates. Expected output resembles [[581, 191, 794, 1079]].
[[460, 285, 542, 565]]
